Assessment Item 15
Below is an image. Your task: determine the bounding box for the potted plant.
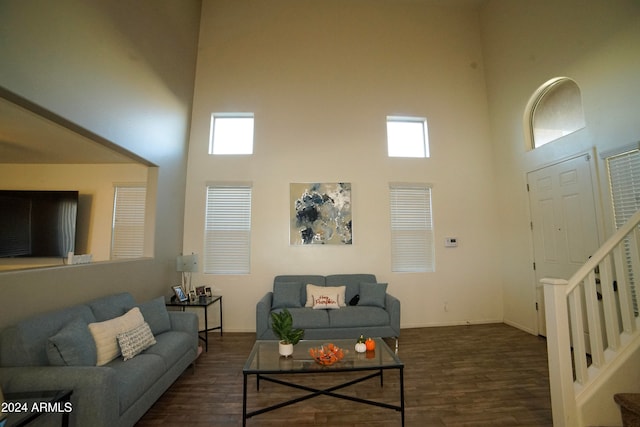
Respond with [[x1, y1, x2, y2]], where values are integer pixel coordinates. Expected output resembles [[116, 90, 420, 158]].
[[270, 308, 304, 357]]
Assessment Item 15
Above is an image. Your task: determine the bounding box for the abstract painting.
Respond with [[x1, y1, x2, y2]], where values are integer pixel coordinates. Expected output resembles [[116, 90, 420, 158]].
[[290, 182, 352, 245]]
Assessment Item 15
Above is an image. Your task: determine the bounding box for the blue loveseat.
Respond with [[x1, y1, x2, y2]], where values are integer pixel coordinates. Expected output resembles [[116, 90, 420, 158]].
[[256, 274, 400, 343], [0, 292, 198, 427]]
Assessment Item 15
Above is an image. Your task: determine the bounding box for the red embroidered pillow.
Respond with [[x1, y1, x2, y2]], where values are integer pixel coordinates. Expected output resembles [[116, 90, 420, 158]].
[[311, 293, 341, 309]]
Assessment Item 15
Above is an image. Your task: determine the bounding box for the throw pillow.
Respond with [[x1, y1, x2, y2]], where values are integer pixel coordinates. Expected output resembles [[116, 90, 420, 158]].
[[311, 293, 341, 310], [46, 317, 97, 366], [137, 296, 171, 335], [358, 282, 388, 308], [88, 307, 145, 366], [117, 322, 156, 361], [272, 282, 303, 309], [305, 285, 346, 307]]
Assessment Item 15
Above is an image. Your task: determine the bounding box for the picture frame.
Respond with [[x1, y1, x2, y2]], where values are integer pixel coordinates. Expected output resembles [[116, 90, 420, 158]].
[[205, 286, 212, 297], [188, 290, 197, 302], [195, 285, 206, 296], [172, 285, 188, 303]]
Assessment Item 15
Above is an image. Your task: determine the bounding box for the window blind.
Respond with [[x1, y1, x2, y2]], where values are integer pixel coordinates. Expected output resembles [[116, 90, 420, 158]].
[[389, 184, 434, 272], [606, 149, 640, 315], [111, 185, 146, 259], [204, 185, 252, 274]]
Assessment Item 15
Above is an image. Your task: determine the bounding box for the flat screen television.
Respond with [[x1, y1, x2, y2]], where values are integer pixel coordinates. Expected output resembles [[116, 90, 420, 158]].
[[0, 190, 78, 258]]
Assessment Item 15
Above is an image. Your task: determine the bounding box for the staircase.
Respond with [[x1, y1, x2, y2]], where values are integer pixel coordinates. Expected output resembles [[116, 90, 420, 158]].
[[542, 209, 640, 426]]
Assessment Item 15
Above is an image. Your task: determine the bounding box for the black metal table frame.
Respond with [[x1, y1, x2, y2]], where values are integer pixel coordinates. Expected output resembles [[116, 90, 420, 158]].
[[165, 295, 222, 352], [242, 365, 404, 426]]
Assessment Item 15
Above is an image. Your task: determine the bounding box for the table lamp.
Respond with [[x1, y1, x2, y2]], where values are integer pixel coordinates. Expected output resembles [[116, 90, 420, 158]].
[[176, 253, 198, 295]]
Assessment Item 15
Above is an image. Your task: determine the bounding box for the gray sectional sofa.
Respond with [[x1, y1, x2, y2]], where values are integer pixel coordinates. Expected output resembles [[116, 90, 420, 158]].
[[256, 274, 400, 343], [0, 292, 198, 427]]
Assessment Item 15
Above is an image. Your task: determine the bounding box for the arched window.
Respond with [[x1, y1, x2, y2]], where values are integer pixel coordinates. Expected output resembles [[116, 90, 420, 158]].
[[524, 77, 585, 149]]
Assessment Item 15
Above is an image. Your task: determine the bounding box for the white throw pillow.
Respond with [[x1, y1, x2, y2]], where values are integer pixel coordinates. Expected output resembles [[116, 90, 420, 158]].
[[311, 293, 341, 309], [88, 307, 145, 366], [305, 284, 346, 307]]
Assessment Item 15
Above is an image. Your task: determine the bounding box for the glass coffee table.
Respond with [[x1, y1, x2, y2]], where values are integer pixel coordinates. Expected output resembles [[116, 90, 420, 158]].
[[242, 338, 404, 426]]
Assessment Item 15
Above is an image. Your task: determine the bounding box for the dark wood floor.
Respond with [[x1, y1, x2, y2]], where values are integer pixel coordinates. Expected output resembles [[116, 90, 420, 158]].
[[137, 323, 552, 426]]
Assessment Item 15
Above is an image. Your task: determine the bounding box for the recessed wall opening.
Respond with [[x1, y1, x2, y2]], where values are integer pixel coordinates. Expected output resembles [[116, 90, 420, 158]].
[[525, 77, 586, 150]]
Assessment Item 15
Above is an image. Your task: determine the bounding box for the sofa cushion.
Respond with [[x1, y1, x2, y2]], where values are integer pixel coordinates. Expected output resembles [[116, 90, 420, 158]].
[[277, 307, 330, 329], [328, 306, 390, 328], [326, 274, 376, 306], [275, 275, 325, 306], [106, 353, 166, 413], [358, 282, 388, 308], [89, 307, 145, 366], [88, 292, 136, 322], [144, 330, 194, 368], [46, 317, 97, 366], [117, 322, 156, 361], [272, 281, 303, 309], [0, 305, 96, 367], [137, 296, 171, 335]]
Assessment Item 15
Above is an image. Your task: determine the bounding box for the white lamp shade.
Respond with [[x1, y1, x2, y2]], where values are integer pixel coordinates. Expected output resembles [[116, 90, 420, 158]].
[[176, 254, 198, 273]]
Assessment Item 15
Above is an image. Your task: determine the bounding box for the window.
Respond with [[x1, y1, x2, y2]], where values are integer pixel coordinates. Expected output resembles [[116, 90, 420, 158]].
[[389, 183, 434, 272], [527, 77, 585, 149], [111, 184, 146, 259], [204, 184, 252, 274], [387, 116, 429, 158], [209, 113, 254, 155], [606, 147, 640, 314]]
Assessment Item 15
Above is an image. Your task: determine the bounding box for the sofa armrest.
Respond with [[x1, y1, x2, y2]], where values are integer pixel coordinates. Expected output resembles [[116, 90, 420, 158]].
[[168, 311, 198, 336], [385, 293, 401, 336], [256, 292, 273, 339], [0, 366, 119, 427]]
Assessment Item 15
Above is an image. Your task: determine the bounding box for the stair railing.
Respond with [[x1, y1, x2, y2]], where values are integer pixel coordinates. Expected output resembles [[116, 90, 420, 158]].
[[542, 209, 640, 426]]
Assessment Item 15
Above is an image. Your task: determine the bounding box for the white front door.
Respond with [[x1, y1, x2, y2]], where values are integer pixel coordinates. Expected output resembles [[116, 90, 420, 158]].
[[528, 154, 600, 337]]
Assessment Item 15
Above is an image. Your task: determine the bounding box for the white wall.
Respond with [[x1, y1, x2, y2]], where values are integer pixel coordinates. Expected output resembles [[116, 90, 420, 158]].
[[0, 0, 201, 328], [183, 0, 503, 332], [481, 0, 640, 334]]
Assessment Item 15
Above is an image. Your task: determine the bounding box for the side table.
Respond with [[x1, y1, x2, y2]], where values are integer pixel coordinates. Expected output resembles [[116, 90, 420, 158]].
[[166, 295, 223, 352]]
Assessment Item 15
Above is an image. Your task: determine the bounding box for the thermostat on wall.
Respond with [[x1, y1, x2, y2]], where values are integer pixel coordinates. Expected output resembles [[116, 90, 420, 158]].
[[445, 237, 458, 247]]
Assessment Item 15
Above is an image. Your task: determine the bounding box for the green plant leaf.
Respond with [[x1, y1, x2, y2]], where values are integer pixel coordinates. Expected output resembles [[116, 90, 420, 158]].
[[270, 308, 304, 345]]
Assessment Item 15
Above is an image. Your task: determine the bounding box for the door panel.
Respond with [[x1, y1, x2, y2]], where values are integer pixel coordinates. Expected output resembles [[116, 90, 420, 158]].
[[528, 154, 600, 337]]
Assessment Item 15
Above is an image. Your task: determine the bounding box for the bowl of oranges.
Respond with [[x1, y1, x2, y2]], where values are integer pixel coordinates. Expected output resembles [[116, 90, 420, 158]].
[[309, 343, 344, 366]]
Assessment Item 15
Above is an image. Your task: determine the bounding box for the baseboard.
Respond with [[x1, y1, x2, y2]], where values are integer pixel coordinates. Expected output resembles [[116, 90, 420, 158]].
[[503, 319, 537, 336], [399, 319, 503, 329]]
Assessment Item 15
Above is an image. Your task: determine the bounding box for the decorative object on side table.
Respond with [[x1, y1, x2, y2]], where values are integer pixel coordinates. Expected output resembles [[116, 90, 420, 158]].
[[309, 343, 344, 366], [195, 286, 207, 302], [270, 308, 304, 357], [171, 285, 188, 302], [176, 253, 198, 294]]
